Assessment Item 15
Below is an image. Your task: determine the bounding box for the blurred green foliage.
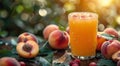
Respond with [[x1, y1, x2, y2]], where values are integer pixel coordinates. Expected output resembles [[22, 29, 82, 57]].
[[1, 0, 120, 38], [0, 0, 68, 38]]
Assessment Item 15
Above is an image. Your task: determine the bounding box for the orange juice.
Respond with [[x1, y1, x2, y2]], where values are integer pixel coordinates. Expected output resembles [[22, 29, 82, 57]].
[[68, 12, 98, 56]]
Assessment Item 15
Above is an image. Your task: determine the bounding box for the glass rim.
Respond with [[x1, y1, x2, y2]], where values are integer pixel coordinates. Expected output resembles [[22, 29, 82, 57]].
[[68, 12, 98, 20]]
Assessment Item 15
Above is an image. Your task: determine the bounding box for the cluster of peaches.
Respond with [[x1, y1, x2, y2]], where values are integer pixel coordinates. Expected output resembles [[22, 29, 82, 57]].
[[0, 32, 39, 66], [16, 32, 39, 58], [43, 24, 120, 65], [0, 24, 70, 66], [97, 28, 120, 66], [1, 24, 120, 66], [43, 24, 70, 49]]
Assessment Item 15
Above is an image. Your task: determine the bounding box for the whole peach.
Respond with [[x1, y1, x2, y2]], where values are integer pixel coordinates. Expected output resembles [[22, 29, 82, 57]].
[[103, 28, 119, 38], [101, 40, 120, 59], [43, 24, 59, 40], [16, 40, 39, 58], [48, 30, 70, 49], [0, 57, 20, 66], [18, 32, 38, 43]]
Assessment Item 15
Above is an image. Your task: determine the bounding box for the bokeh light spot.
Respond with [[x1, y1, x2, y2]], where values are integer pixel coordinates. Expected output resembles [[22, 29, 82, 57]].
[[39, 9, 47, 17], [116, 16, 120, 25]]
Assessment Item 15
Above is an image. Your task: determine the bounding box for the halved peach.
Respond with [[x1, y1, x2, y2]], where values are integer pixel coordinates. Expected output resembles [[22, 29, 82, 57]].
[[16, 40, 39, 58]]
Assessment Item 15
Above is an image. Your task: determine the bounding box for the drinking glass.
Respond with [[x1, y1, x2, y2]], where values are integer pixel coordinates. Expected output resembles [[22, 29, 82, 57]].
[[68, 12, 98, 60]]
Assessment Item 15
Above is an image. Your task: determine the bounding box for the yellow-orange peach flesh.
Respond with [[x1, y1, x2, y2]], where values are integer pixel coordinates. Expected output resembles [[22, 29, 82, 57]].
[[112, 50, 120, 62], [16, 40, 39, 58]]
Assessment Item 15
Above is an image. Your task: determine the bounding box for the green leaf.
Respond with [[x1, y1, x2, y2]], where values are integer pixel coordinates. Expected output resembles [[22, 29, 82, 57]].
[[0, 40, 18, 58], [39, 41, 54, 63], [44, 52, 54, 63], [39, 41, 54, 55], [58, 24, 66, 31], [35, 57, 51, 66], [0, 49, 13, 57], [0, 31, 8, 37], [97, 59, 116, 66], [16, 5, 24, 13], [101, 33, 115, 40]]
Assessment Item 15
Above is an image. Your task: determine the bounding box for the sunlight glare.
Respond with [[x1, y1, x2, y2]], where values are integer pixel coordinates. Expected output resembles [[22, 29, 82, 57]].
[[98, 0, 113, 7], [116, 16, 120, 25]]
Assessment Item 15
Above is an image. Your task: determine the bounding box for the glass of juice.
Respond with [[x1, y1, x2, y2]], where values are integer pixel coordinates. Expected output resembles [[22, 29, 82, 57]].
[[68, 12, 98, 60]]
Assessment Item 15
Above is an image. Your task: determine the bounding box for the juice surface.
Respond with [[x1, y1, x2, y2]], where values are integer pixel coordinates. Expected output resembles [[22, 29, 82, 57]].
[[69, 12, 98, 56]]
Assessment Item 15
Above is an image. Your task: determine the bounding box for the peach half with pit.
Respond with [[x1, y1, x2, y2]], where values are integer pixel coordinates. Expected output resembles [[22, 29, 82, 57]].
[[48, 30, 70, 49], [101, 40, 120, 59], [16, 40, 39, 58], [0, 57, 20, 66], [43, 24, 59, 40], [18, 32, 38, 43]]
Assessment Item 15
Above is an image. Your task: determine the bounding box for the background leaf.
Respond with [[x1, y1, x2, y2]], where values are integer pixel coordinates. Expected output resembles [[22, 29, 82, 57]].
[[100, 33, 115, 40], [97, 59, 116, 66], [35, 57, 51, 66], [39, 41, 54, 55], [0, 49, 13, 57]]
